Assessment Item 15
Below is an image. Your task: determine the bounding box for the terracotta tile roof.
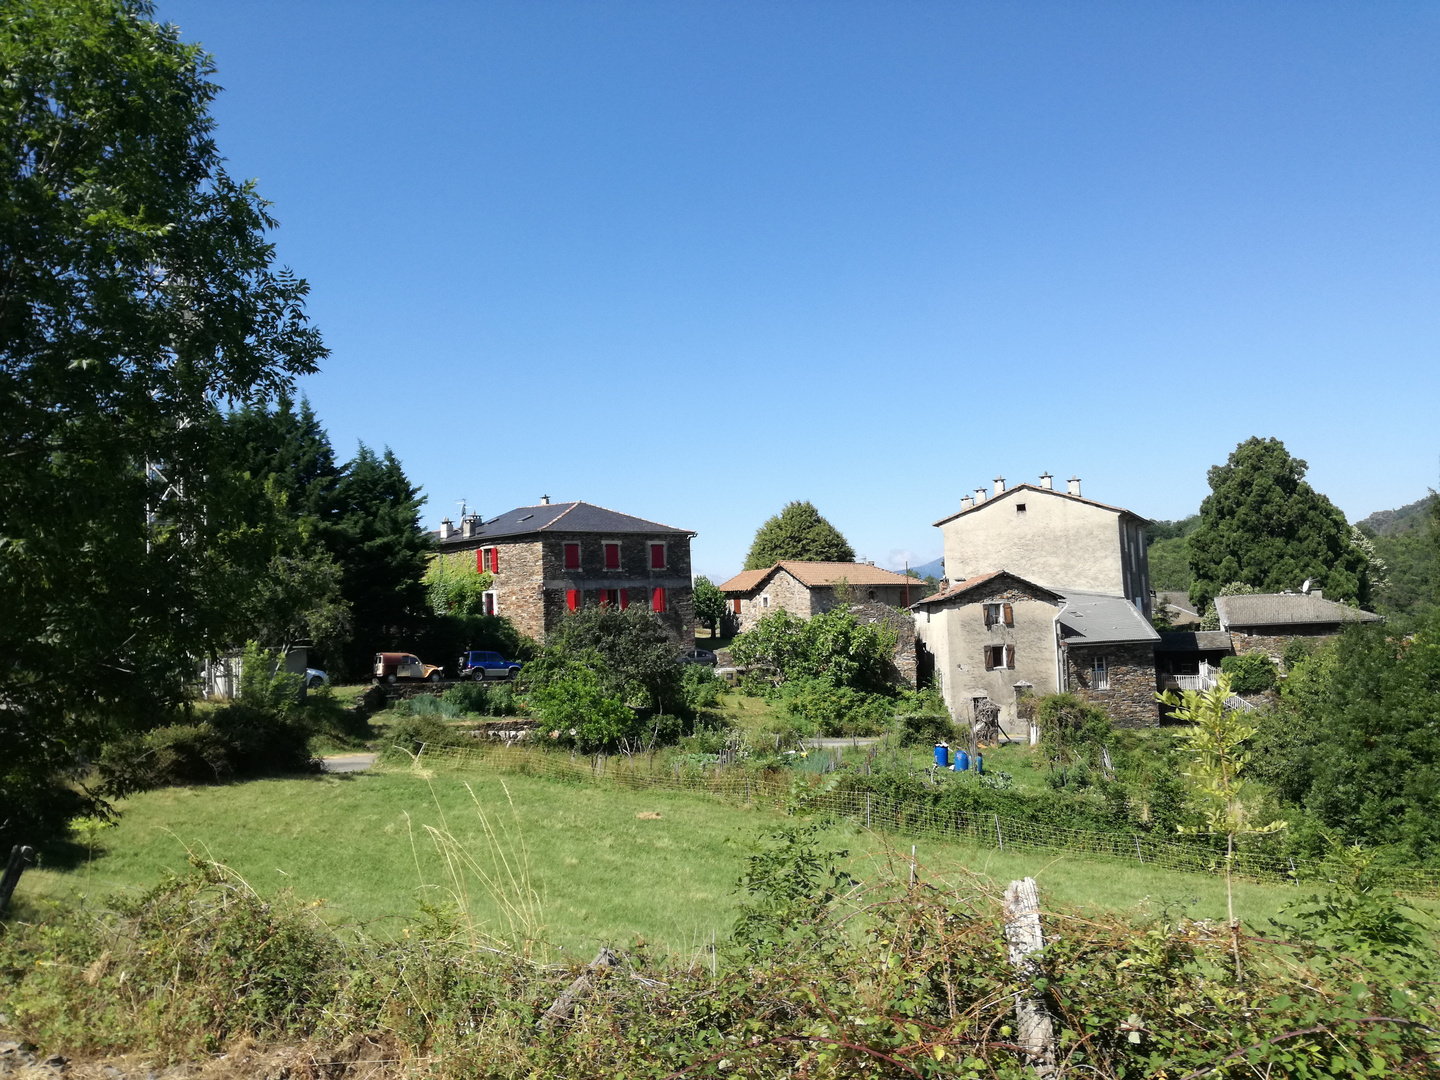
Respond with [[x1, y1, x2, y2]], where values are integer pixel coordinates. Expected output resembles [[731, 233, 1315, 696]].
[[932, 484, 1150, 528], [718, 561, 924, 595], [910, 569, 1064, 607]]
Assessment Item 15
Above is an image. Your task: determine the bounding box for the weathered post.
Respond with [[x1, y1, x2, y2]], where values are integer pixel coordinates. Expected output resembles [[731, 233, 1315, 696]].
[[0, 845, 36, 916], [1002, 878, 1057, 1077], [538, 947, 620, 1028]]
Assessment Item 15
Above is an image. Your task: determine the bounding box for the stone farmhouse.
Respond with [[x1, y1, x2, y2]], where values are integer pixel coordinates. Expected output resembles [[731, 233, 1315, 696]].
[[913, 474, 1160, 736], [717, 561, 926, 633], [432, 499, 696, 644]]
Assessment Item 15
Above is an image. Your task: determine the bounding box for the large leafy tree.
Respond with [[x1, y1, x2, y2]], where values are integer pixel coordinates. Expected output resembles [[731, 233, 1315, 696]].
[[1187, 438, 1371, 612], [322, 445, 432, 676], [743, 501, 855, 570], [0, 0, 324, 845], [691, 575, 728, 638]]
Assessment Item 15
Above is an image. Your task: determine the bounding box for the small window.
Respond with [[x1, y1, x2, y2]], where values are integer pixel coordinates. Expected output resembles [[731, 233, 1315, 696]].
[[867, 589, 876, 600], [482, 590, 496, 616], [1016, 503, 1026, 514], [984, 603, 1003, 627], [604, 542, 620, 570], [732, 597, 742, 615], [564, 543, 580, 570], [984, 645, 1005, 670], [566, 589, 579, 612], [601, 588, 620, 607], [1093, 655, 1109, 690], [650, 542, 667, 570], [652, 587, 667, 613], [761, 594, 770, 608]]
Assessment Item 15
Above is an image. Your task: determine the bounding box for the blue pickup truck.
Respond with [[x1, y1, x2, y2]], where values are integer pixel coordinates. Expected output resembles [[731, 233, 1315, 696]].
[[457, 650, 523, 681]]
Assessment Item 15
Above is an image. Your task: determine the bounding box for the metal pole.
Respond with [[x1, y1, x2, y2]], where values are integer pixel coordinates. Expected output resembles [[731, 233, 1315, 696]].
[[995, 813, 1004, 851]]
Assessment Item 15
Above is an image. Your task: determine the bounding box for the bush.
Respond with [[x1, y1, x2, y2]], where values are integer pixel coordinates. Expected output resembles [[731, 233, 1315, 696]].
[[529, 666, 638, 751], [731, 607, 897, 693], [1221, 651, 1278, 692], [894, 712, 957, 747], [778, 678, 892, 738], [1282, 637, 1314, 671], [386, 713, 474, 754], [440, 681, 519, 717], [680, 663, 723, 711]]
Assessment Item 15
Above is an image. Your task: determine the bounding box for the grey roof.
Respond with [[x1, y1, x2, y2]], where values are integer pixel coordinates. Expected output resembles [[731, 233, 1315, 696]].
[[1157, 631, 1234, 652], [1056, 591, 1160, 646], [436, 501, 694, 545], [1157, 591, 1201, 617], [1215, 593, 1383, 630]]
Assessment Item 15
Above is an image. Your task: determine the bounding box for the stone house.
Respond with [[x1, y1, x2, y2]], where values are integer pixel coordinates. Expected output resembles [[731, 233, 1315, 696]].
[[914, 474, 1161, 732], [718, 561, 926, 633], [432, 499, 696, 645], [1215, 591, 1382, 661], [912, 570, 1159, 736]]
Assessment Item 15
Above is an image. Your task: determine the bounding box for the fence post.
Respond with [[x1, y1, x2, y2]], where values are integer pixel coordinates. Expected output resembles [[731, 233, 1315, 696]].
[[1003, 878, 1057, 1077], [866, 793, 872, 830], [995, 813, 1004, 851], [1135, 836, 1144, 864]]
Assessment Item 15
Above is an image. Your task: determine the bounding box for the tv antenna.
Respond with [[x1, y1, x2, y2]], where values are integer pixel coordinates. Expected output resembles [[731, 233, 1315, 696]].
[[457, 497, 469, 519]]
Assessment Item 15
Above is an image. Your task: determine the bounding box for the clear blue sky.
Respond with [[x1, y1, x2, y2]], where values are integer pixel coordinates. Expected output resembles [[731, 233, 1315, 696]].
[[158, 1, 1439, 581]]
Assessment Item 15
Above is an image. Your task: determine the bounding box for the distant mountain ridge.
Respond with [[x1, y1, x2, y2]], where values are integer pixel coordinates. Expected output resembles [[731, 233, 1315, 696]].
[[1359, 494, 1436, 537], [908, 557, 944, 579]]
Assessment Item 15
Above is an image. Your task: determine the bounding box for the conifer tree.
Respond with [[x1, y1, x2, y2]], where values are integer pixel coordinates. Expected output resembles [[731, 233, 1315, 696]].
[[743, 501, 855, 570]]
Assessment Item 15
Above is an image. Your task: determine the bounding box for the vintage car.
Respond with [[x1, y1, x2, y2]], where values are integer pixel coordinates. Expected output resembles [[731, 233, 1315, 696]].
[[373, 652, 444, 683]]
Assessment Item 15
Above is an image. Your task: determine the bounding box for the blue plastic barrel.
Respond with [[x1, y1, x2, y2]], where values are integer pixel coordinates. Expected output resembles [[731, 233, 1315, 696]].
[[934, 743, 949, 768], [975, 753, 984, 775], [954, 750, 970, 772]]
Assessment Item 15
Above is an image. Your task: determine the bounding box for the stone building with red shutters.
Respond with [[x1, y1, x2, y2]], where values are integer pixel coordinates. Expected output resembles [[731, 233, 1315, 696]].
[[432, 499, 696, 645]]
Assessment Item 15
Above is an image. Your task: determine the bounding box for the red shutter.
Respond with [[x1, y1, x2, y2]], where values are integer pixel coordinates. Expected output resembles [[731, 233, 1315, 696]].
[[566, 589, 579, 612], [650, 543, 665, 569], [1003, 603, 1013, 627], [476, 549, 485, 572], [605, 543, 620, 570], [620, 589, 629, 610], [652, 587, 666, 613], [490, 547, 499, 572], [565, 543, 580, 570]]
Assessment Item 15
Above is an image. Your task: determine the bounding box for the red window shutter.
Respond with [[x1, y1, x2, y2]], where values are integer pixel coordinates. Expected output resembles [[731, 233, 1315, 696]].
[[652, 587, 666, 613], [620, 589, 629, 610], [490, 547, 499, 572], [565, 543, 580, 570], [476, 549, 485, 572], [650, 543, 665, 569], [1005, 644, 1015, 669], [733, 598, 742, 615], [566, 589, 579, 612], [1003, 603, 1013, 627], [605, 543, 620, 570]]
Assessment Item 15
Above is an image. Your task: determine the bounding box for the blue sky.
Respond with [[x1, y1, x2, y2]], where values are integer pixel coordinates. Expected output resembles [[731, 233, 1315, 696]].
[[159, 1, 1439, 580]]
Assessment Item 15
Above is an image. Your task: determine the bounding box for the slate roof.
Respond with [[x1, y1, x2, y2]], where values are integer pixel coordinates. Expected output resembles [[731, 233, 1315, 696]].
[[1215, 593, 1383, 630], [435, 501, 694, 545], [909, 570, 1063, 608], [1056, 592, 1161, 646], [719, 561, 924, 595], [933, 483, 1150, 528], [1157, 631, 1234, 652]]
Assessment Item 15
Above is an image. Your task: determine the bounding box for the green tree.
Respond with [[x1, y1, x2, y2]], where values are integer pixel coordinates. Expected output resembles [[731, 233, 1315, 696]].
[[0, 0, 325, 846], [220, 395, 339, 520], [743, 501, 855, 570], [322, 445, 432, 676], [730, 606, 896, 693], [1034, 693, 1113, 783], [527, 603, 685, 715], [1187, 438, 1371, 612], [692, 575, 728, 639], [1147, 537, 1192, 592]]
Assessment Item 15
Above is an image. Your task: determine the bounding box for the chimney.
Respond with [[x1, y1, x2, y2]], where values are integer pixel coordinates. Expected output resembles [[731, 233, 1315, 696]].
[[460, 513, 479, 539], [1039, 472, 1053, 491], [960, 494, 974, 511], [439, 518, 454, 540], [541, 494, 550, 505], [974, 486, 987, 504], [1067, 476, 1082, 497], [994, 476, 1006, 497], [1312, 588, 1323, 599]]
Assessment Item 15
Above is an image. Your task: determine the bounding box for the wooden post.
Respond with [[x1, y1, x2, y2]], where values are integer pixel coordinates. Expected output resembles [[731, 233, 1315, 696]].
[[0, 845, 36, 916], [538, 947, 620, 1028], [1002, 878, 1057, 1077], [865, 793, 872, 830], [995, 813, 1004, 850]]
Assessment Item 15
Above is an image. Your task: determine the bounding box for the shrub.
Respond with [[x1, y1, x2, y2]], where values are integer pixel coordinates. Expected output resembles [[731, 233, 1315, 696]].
[[894, 711, 957, 747], [529, 666, 637, 751], [731, 607, 897, 693], [1034, 693, 1113, 779], [386, 713, 473, 754], [680, 663, 723, 711], [1221, 651, 1278, 692], [1282, 636, 1314, 671], [779, 678, 891, 738], [395, 694, 465, 719]]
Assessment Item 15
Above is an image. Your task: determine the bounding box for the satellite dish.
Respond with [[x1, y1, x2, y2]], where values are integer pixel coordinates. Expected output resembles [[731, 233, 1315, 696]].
[[1301, 578, 1313, 594]]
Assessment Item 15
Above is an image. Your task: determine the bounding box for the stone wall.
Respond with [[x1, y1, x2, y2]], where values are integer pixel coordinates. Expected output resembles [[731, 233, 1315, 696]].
[[1066, 641, 1159, 728], [735, 568, 813, 631], [847, 600, 919, 686], [1229, 630, 1336, 669]]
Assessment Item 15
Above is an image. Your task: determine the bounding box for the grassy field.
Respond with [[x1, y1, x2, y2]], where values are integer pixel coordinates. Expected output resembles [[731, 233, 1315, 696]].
[[18, 767, 1305, 958]]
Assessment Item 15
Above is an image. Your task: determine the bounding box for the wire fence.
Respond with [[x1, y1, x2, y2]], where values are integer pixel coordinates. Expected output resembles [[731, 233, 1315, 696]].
[[379, 742, 1440, 898]]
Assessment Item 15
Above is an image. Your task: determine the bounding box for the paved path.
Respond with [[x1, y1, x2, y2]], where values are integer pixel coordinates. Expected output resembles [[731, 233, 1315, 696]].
[[321, 753, 378, 773], [803, 737, 881, 750]]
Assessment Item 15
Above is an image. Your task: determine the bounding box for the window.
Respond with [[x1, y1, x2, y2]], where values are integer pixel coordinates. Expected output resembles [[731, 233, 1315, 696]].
[[482, 590, 496, 616], [1016, 503, 1027, 514], [760, 594, 770, 608], [601, 588, 620, 607], [604, 542, 620, 570], [650, 542, 667, 570], [564, 543, 580, 570], [732, 598, 742, 615], [983, 603, 1014, 628], [478, 547, 500, 573], [566, 589, 579, 612], [1092, 655, 1109, 690], [652, 587, 667, 613], [984, 645, 1015, 670], [867, 589, 877, 600]]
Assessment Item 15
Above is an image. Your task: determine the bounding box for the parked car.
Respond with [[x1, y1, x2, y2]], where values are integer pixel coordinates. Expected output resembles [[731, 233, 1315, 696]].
[[304, 668, 328, 690], [457, 650, 523, 681], [373, 652, 444, 683], [679, 648, 718, 666]]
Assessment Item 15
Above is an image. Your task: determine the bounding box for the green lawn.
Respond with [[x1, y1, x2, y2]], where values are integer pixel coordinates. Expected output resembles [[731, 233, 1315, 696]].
[[18, 768, 1306, 958]]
